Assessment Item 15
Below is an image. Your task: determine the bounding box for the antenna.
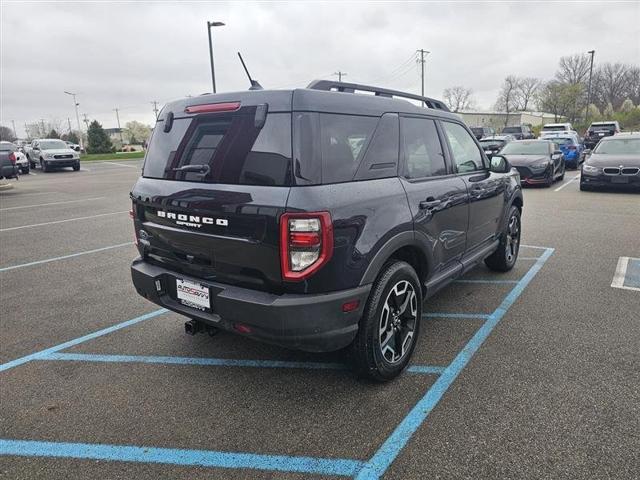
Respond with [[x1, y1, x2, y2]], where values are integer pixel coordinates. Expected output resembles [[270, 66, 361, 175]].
[[237, 52, 263, 90]]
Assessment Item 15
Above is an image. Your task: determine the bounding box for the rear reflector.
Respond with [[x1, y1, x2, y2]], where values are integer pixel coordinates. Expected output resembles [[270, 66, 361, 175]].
[[342, 300, 360, 313], [185, 102, 241, 114], [234, 323, 252, 334]]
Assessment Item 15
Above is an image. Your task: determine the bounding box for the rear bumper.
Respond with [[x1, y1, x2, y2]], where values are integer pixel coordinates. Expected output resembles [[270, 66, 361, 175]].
[[131, 258, 371, 352], [1, 165, 18, 179]]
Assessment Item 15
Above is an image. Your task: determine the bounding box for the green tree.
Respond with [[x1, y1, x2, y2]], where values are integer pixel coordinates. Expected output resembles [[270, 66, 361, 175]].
[[537, 81, 584, 123], [47, 129, 60, 139], [0, 125, 16, 142], [87, 120, 114, 154]]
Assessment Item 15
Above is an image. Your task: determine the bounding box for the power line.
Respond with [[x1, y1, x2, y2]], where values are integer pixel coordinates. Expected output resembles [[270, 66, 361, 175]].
[[367, 52, 418, 84]]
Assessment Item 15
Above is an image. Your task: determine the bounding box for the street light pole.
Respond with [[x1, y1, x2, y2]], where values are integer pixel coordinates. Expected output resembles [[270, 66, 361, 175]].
[[114, 108, 124, 143], [586, 50, 595, 124], [64, 91, 84, 151], [207, 21, 225, 93]]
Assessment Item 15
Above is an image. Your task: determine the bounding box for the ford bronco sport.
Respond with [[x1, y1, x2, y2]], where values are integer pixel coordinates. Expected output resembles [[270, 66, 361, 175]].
[[130, 80, 523, 380]]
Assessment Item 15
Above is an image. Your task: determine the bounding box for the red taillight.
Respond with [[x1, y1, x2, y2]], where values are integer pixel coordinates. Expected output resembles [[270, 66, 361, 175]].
[[280, 212, 333, 281], [8, 152, 16, 165], [184, 102, 241, 114]]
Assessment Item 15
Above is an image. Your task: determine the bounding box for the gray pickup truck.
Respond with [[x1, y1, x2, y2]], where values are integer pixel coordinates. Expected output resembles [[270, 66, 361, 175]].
[[0, 142, 19, 180], [25, 138, 81, 172]]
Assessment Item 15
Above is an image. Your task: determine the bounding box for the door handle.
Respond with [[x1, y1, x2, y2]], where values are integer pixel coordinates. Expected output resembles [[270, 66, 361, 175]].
[[419, 198, 442, 210]]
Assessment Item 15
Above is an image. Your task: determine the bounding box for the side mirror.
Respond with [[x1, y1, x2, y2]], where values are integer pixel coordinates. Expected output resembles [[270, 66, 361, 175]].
[[554, 150, 562, 155], [489, 154, 510, 173], [583, 149, 592, 157]]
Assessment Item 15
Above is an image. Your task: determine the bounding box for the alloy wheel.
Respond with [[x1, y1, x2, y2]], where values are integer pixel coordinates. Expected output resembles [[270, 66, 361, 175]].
[[505, 214, 520, 264], [378, 280, 418, 364]]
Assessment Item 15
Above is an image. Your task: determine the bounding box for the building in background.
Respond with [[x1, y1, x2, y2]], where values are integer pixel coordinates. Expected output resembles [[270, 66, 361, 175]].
[[457, 111, 563, 130], [104, 127, 123, 143]]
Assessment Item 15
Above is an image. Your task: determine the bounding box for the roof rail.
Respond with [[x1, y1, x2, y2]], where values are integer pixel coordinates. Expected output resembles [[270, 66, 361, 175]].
[[307, 80, 450, 112]]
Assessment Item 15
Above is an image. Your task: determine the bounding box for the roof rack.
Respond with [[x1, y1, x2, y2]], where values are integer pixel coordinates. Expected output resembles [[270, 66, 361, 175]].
[[307, 80, 450, 112]]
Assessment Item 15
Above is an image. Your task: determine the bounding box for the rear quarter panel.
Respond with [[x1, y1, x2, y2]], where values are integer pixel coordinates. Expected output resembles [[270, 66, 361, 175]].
[[285, 177, 412, 294]]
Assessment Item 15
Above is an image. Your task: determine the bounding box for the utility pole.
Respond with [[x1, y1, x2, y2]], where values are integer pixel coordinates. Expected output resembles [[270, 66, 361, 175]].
[[11, 120, 17, 139], [64, 91, 84, 151], [151, 101, 159, 120], [114, 108, 124, 143], [333, 71, 347, 82], [586, 50, 595, 124], [24, 123, 29, 140], [417, 49, 430, 106], [82, 113, 90, 131], [67, 118, 73, 134], [40, 119, 46, 137], [207, 21, 225, 93]]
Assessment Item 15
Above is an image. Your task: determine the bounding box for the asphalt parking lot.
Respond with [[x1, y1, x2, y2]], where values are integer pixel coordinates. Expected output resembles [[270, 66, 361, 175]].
[[1, 162, 638, 479]]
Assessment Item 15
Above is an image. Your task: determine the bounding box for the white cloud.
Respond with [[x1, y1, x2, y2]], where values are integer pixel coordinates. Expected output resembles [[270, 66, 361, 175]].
[[1, 1, 638, 136]]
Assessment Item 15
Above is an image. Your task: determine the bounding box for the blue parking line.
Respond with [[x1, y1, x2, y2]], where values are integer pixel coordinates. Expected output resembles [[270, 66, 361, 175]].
[[0, 309, 167, 373], [40, 352, 445, 377], [623, 258, 640, 289], [423, 313, 489, 320], [0, 242, 133, 272], [454, 279, 518, 284], [355, 247, 554, 479], [0, 439, 363, 477]]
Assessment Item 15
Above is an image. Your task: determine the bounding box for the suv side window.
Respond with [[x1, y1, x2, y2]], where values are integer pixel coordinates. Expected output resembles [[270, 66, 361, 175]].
[[441, 121, 485, 173], [319, 114, 378, 184], [401, 117, 447, 179]]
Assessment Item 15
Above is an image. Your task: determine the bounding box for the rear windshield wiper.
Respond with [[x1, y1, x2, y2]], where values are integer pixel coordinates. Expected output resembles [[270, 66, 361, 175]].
[[166, 164, 210, 175]]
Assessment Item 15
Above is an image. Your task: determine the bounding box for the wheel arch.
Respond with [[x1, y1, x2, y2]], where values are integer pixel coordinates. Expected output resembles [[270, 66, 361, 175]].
[[360, 232, 431, 293]]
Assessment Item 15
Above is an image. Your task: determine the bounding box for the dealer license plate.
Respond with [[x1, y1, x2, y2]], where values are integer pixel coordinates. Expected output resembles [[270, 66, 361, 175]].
[[176, 278, 210, 311], [610, 176, 629, 184]]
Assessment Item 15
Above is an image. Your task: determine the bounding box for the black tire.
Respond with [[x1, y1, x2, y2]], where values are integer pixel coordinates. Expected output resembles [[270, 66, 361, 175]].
[[558, 163, 565, 181], [351, 260, 422, 381], [545, 170, 554, 187], [73, 162, 80, 171], [485, 205, 521, 272], [40, 159, 49, 172], [21, 166, 29, 174], [580, 182, 590, 191]]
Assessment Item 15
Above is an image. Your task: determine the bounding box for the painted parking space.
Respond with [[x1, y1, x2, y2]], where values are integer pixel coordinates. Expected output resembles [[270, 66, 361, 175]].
[[0, 247, 554, 478], [611, 256, 640, 292]]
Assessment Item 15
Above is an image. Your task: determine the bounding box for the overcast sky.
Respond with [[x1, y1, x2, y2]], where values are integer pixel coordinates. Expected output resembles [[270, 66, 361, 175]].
[[1, 1, 639, 137]]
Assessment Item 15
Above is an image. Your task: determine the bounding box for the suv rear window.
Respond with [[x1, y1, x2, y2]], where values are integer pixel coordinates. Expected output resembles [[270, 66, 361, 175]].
[[502, 127, 522, 133], [143, 109, 292, 186]]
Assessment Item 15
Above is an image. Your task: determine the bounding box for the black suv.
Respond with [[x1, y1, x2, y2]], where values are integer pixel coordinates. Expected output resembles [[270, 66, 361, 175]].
[[501, 125, 535, 140], [469, 126, 495, 140], [130, 81, 523, 380]]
